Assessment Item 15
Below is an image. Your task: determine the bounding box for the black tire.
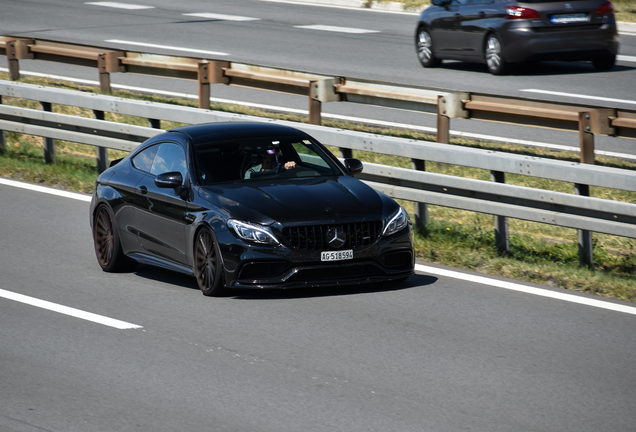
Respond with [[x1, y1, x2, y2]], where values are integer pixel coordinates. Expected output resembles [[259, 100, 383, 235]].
[[194, 227, 225, 296], [93, 205, 136, 272], [484, 33, 509, 75], [592, 54, 616, 71], [416, 26, 442, 68]]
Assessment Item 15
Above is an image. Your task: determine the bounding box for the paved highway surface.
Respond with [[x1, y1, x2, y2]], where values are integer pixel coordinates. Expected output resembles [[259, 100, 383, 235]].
[[1, 0, 636, 158], [2, 179, 636, 432]]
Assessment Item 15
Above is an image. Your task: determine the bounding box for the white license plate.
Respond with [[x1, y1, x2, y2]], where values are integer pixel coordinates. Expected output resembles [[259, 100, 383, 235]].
[[321, 250, 353, 262], [550, 13, 588, 24]]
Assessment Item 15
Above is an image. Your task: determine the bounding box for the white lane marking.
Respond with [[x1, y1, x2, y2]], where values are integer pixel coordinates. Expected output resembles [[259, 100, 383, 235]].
[[4, 67, 636, 163], [617, 54, 636, 63], [104, 39, 229, 56], [0, 178, 92, 202], [295, 24, 380, 34], [0, 288, 142, 329], [520, 89, 636, 106], [415, 264, 636, 316], [85, 2, 154, 10], [183, 13, 261, 21]]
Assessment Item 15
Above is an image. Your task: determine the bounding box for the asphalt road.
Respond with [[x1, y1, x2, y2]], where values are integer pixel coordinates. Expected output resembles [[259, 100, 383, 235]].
[[2, 180, 636, 431], [1, 0, 636, 158]]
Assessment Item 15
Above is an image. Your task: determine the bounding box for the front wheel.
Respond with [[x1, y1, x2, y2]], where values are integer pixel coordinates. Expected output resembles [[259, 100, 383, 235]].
[[416, 27, 441, 68], [93, 205, 136, 272], [485, 34, 509, 75], [194, 227, 225, 296]]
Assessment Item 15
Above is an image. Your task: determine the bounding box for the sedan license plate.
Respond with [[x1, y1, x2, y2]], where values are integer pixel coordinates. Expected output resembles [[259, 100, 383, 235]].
[[550, 13, 588, 24], [321, 250, 353, 262]]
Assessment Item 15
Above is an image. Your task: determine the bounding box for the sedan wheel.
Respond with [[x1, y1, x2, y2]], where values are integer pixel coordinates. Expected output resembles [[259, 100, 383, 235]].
[[93, 205, 135, 272], [416, 27, 441, 68], [194, 228, 225, 296], [485, 34, 509, 75], [592, 54, 616, 71]]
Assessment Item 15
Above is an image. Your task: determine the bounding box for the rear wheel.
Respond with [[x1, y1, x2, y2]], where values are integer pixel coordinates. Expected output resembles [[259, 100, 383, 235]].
[[416, 26, 441, 68], [93, 205, 136, 272], [485, 34, 509, 75], [592, 54, 616, 71], [194, 227, 225, 296]]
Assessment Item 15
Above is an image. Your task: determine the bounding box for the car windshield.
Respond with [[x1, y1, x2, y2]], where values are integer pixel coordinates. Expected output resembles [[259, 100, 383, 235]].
[[194, 137, 342, 185]]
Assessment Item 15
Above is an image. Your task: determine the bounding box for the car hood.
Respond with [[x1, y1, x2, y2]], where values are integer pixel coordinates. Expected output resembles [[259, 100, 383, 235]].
[[197, 176, 390, 225]]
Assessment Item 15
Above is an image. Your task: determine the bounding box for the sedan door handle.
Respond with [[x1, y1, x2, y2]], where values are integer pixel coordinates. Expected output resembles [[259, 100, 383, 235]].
[[138, 185, 148, 195], [479, 11, 486, 18], [455, 13, 461, 20]]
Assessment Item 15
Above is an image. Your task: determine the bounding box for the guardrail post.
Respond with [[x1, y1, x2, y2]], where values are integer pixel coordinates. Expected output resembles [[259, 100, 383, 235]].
[[576, 111, 595, 267], [491, 170, 510, 255], [97, 54, 112, 94], [436, 95, 450, 144], [309, 96, 321, 125], [0, 96, 5, 155], [93, 110, 108, 173], [6, 40, 20, 81], [198, 62, 210, 110], [412, 159, 429, 229], [40, 102, 56, 164], [149, 119, 161, 129]]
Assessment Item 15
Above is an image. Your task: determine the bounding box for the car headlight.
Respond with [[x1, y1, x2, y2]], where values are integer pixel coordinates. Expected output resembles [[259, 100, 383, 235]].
[[228, 220, 280, 245], [383, 206, 409, 237]]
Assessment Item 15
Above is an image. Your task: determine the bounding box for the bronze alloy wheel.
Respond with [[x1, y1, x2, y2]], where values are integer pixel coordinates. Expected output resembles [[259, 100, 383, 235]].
[[194, 228, 224, 296], [92, 205, 136, 272], [93, 205, 115, 270]]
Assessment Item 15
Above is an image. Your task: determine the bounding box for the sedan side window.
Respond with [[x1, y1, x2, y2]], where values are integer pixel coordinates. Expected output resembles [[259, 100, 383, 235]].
[[150, 143, 187, 181], [132, 144, 159, 173]]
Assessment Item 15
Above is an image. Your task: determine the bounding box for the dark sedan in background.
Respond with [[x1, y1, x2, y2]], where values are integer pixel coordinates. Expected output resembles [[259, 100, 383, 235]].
[[415, 0, 619, 74], [90, 122, 414, 296]]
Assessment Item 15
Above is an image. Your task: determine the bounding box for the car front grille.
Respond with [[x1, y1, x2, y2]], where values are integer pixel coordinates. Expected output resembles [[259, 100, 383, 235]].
[[282, 221, 382, 250]]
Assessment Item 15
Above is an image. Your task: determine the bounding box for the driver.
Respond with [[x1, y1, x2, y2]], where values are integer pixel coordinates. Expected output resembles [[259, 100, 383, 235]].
[[245, 150, 296, 179]]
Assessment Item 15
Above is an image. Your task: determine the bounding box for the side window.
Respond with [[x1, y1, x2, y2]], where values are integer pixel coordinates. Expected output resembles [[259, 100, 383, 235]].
[[150, 143, 187, 181], [291, 142, 330, 169], [132, 144, 159, 173]]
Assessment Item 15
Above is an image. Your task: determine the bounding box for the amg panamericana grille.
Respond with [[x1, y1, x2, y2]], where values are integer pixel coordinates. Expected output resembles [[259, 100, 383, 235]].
[[283, 221, 382, 250]]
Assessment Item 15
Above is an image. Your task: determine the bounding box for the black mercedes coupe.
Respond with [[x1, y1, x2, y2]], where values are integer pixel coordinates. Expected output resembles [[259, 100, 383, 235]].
[[90, 122, 414, 296]]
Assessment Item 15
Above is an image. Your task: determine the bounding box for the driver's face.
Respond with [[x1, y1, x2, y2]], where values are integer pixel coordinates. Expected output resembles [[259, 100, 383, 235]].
[[262, 153, 275, 169]]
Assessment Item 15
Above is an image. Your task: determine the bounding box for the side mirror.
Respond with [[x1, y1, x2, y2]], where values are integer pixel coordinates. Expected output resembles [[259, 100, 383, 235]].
[[155, 171, 183, 189], [432, 0, 451, 6], [344, 158, 363, 176]]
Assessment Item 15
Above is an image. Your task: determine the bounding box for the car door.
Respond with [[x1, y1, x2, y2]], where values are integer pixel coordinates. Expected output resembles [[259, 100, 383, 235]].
[[460, 0, 498, 58], [434, 0, 472, 57], [134, 141, 190, 265]]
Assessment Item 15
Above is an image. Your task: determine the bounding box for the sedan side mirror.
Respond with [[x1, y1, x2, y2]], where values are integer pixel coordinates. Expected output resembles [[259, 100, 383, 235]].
[[344, 158, 363, 176], [432, 0, 451, 6], [155, 171, 183, 189]]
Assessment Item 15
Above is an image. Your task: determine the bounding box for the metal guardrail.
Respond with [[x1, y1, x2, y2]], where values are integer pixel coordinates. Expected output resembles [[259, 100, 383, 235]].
[[2, 35, 635, 163], [0, 81, 634, 268]]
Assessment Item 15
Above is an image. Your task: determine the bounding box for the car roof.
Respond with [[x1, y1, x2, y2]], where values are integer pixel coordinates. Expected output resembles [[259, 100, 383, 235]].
[[168, 122, 309, 146]]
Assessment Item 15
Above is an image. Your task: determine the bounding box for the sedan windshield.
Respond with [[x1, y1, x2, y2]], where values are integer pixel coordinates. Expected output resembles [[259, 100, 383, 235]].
[[194, 137, 342, 185]]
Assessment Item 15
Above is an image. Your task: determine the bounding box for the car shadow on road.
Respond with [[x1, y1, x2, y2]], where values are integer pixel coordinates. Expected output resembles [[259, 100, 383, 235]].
[[439, 60, 633, 76], [132, 264, 437, 299]]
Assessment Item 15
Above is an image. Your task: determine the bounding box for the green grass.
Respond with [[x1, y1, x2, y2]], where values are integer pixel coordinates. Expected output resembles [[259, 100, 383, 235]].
[[1, 73, 635, 303]]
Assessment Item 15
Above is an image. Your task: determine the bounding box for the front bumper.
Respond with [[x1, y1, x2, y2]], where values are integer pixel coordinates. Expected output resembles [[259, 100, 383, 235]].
[[218, 227, 414, 289]]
